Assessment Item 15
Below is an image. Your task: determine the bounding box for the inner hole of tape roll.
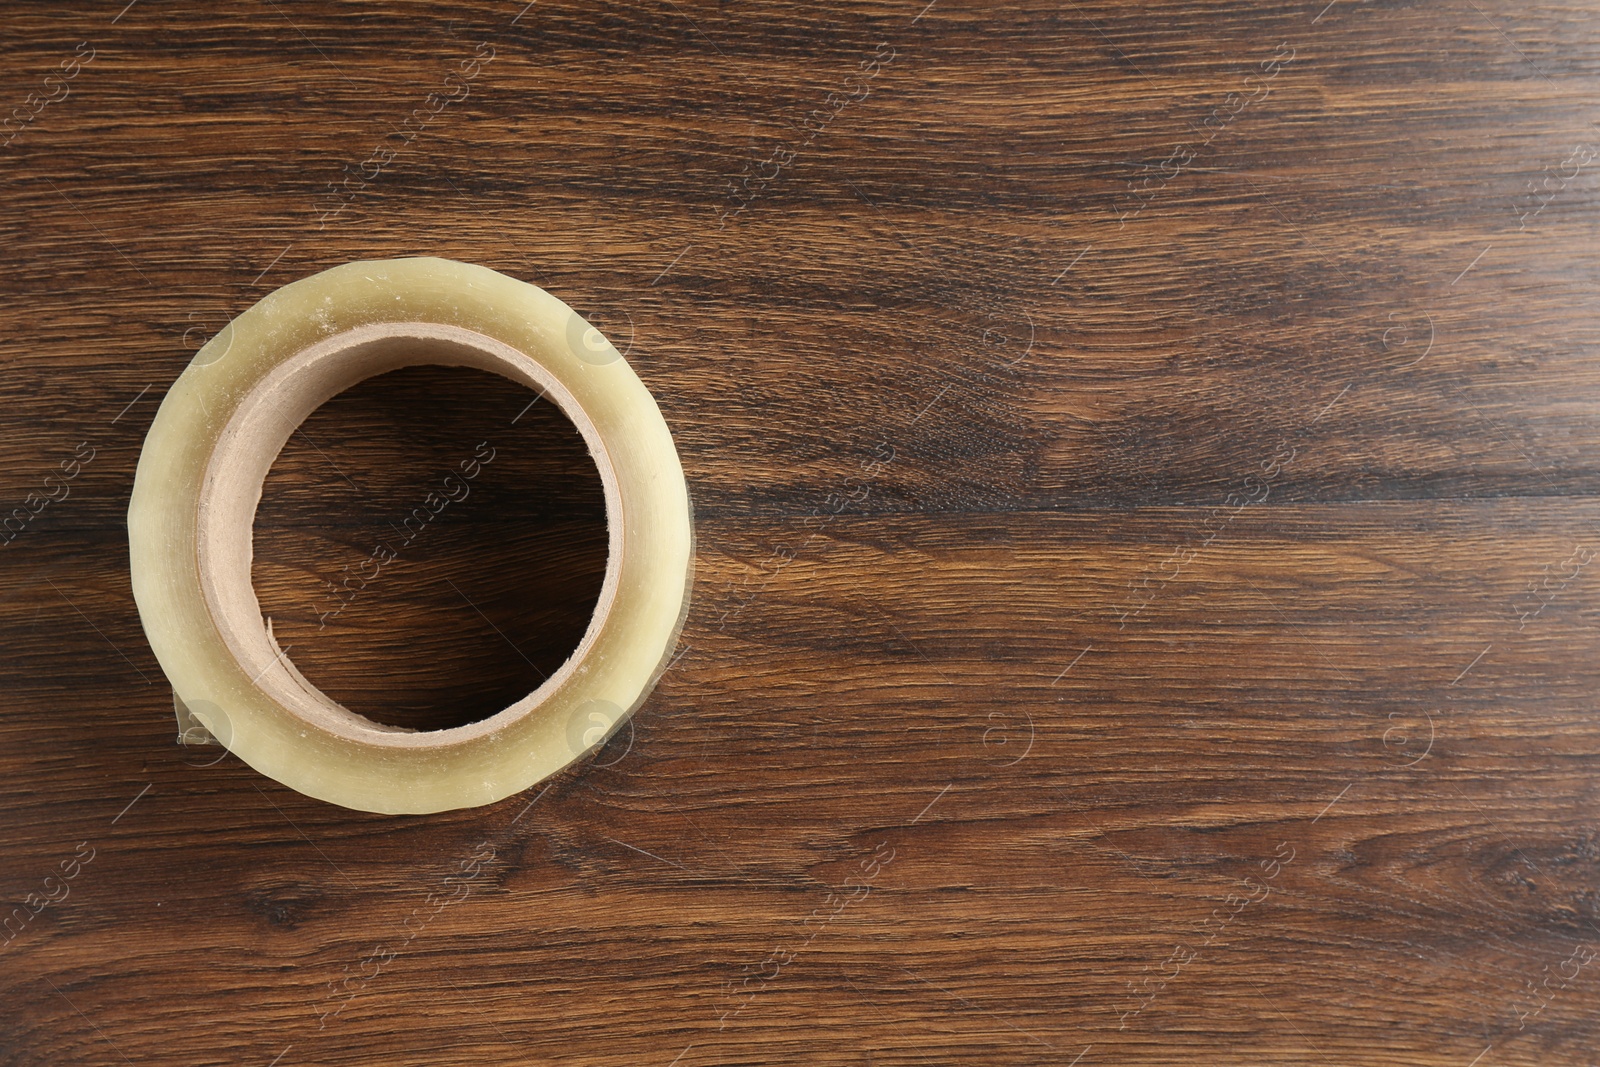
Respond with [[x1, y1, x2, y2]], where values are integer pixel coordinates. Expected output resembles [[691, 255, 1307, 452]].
[[198, 323, 622, 745]]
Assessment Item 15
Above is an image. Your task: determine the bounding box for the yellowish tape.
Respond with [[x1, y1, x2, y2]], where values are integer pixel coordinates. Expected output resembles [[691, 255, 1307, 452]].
[[129, 258, 692, 813]]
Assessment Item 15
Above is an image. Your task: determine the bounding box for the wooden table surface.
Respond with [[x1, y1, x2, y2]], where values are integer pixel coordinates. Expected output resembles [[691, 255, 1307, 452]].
[[4, 1, 1600, 1063]]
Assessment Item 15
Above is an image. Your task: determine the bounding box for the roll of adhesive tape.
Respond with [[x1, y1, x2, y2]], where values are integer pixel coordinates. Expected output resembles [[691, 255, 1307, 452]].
[[129, 257, 693, 814]]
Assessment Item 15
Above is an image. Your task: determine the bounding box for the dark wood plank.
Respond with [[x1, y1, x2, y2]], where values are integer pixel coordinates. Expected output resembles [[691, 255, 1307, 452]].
[[5, 0, 1600, 1064]]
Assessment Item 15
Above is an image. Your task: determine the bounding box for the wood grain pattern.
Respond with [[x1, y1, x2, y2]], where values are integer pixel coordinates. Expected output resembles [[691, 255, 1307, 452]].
[[4, 0, 1600, 1063]]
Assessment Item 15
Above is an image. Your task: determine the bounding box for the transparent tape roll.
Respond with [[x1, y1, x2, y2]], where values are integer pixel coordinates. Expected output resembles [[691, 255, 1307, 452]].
[[129, 257, 692, 814]]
